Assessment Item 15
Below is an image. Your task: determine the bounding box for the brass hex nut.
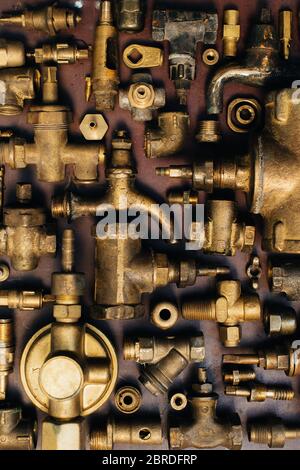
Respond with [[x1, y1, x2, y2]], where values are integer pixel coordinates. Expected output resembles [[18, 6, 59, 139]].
[[243, 226, 256, 250], [154, 253, 169, 286], [79, 114, 108, 141], [53, 304, 81, 322], [190, 336, 205, 362], [219, 325, 241, 347], [42, 419, 85, 450]]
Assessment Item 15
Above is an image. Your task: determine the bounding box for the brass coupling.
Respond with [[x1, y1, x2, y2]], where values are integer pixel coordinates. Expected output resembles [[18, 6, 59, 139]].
[[225, 384, 294, 402], [0, 318, 14, 401], [249, 419, 300, 448], [124, 336, 205, 395], [0, 67, 39, 115], [0, 405, 36, 450], [182, 280, 261, 347]]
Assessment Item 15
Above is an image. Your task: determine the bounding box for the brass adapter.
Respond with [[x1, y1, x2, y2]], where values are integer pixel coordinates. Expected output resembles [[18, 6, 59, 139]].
[[225, 384, 294, 402], [182, 280, 261, 347], [0, 319, 14, 400], [28, 43, 89, 65], [249, 419, 300, 448], [0, 405, 36, 450]]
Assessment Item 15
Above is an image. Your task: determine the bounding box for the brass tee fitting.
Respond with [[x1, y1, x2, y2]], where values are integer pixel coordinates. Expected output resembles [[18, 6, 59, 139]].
[[0, 4, 81, 36], [90, 418, 162, 450], [124, 336, 205, 395], [28, 43, 90, 65], [249, 419, 300, 448], [0, 67, 39, 115], [0, 405, 36, 450], [0, 318, 14, 400], [0, 183, 56, 271], [225, 384, 295, 402], [169, 368, 243, 450], [182, 280, 261, 347]]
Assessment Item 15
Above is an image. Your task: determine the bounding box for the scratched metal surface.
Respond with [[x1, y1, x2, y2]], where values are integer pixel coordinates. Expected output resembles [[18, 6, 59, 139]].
[[0, 0, 300, 451]]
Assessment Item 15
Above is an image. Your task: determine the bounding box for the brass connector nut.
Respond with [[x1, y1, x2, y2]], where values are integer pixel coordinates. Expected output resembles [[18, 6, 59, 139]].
[[154, 253, 170, 286], [42, 419, 85, 450], [53, 305, 81, 323], [128, 83, 155, 109], [80, 114, 108, 141]]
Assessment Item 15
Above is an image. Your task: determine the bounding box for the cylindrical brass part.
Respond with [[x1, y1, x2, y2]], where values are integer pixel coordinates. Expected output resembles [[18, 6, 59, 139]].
[[249, 420, 300, 448], [0, 318, 14, 400], [29, 43, 89, 64], [0, 39, 25, 68], [167, 190, 198, 205], [225, 384, 294, 402], [0, 290, 46, 310], [170, 393, 188, 411], [223, 369, 256, 385], [0, 406, 36, 450], [0, 264, 9, 283], [114, 386, 142, 414], [62, 229, 75, 273], [196, 120, 221, 143], [42, 66, 58, 104], [264, 307, 297, 336], [223, 10, 240, 57], [279, 10, 292, 60], [116, 0, 145, 33]]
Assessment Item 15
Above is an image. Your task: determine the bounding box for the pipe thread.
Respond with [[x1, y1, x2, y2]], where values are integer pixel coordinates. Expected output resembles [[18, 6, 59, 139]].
[[182, 301, 215, 321]]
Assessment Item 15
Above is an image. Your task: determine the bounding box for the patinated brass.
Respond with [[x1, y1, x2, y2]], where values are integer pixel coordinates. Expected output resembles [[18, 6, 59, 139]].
[[249, 419, 300, 448], [223, 369, 256, 385], [0, 318, 14, 401], [150, 302, 179, 330], [116, 0, 145, 33], [27, 43, 89, 64], [270, 262, 300, 300], [0, 67, 39, 115], [279, 10, 293, 60], [0, 39, 26, 68], [225, 384, 294, 402], [0, 405, 36, 450], [223, 10, 240, 57], [114, 386, 142, 414]]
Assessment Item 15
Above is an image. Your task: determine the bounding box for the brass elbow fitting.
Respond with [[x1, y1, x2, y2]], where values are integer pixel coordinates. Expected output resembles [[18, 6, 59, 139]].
[[0, 67, 39, 115], [169, 368, 242, 450], [0, 39, 25, 68], [124, 336, 205, 395], [28, 43, 90, 65], [0, 183, 56, 271], [91, 0, 119, 111], [116, 0, 145, 33], [90, 418, 162, 450], [0, 405, 36, 450], [223, 10, 240, 57], [0, 4, 81, 36], [182, 280, 261, 347], [270, 263, 300, 300], [0, 318, 14, 401], [225, 384, 295, 402], [249, 419, 300, 448], [119, 73, 165, 121], [145, 112, 190, 158], [223, 342, 300, 377]]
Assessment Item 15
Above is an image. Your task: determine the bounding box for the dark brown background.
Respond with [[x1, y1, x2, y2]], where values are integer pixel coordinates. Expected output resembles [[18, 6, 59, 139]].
[[1, 0, 300, 451]]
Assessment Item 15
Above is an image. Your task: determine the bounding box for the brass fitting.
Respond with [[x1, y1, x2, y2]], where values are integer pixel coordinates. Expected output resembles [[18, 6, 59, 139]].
[[279, 10, 293, 60], [195, 120, 221, 143], [119, 73, 165, 121], [145, 112, 190, 159], [116, 0, 145, 33], [0, 67, 39, 115], [0, 290, 54, 310], [246, 256, 262, 290], [169, 368, 243, 450], [42, 418, 85, 450], [270, 263, 300, 300], [0, 319, 14, 400], [225, 384, 295, 402], [150, 302, 179, 330], [223, 10, 240, 57], [264, 306, 297, 337], [114, 386, 142, 414], [123, 44, 163, 69], [91, 0, 119, 111], [0, 183, 56, 271], [90, 418, 162, 450], [249, 419, 300, 448], [0, 39, 25, 68], [0, 67, 105, 182], [27, 43, 89, 65], [0, 264, 9, 282], [20, 229, 118, 422], [0, 4, 81, 35], [223, 369, 256, 385], [182, 281, 261, 347], [124, 336, 205, 395], [223, 342, 300, 377], [0, 405, 36, 450], [202, 49, 219, 66]]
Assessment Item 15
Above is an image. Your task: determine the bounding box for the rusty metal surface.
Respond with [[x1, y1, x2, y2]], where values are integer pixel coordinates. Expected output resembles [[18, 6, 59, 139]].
[[0, 0, 300, 450]]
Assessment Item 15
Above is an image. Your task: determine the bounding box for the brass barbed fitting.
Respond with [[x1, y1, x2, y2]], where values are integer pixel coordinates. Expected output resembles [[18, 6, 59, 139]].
[[124, 336, 205, 395], [169, 368, 243, 450], [279, 10, 293, 60], [116, 0, 145, 33], [0, 66, 105, 182], [0, 39, 25, 68], [0, 405, 36, 450], [0, 4, 81, 36], [0, 183, 56, 271], [0, 67, 39, 115], [223, 342, 300, 376], [225, 384, 295, 402], [249, 419, 300, 448], [90, 418, 162, 450], [182, 281, 261, 347], [270, 263, 300, 300], [145, 112, 190, 159], [223, 10, 240, 57], [27, 43, 89, 65], [91, 0, 119, 111], [119, 73, 165, 121], [264, 306, 297, 337], [0, 319, 14, 401], [223, 369, 256, 385]]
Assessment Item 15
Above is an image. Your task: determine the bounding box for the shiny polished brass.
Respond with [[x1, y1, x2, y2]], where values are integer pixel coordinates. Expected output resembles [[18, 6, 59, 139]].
[[123, 44, 163, 69], [169, 368, 242, 450], [145, 112, 190, 159], [0, 290, 54, 311], [116, 0, 145, 33], [182, 280, 261, 347], [270, 263, 300, 300], [279, 10, 293, 60], [0, 39, 25, 68], [28, 43, 89, 64], [249, 419, 300, 448], [0, 405, 36, 450], [246, 256, 262, 290], [227, 98, 262, 134], [115, 386, 142, 414], [0, 183, 56, 271], [0, 68, 39, 115], [264, 307, 297, 337], [223, 342, 300, 376], [91, 0, 119, 111], [0, 264, 9, 282], [0, 66, 105, 182], [151, 302, 179, 330], [0, 4, 81, 35], [124, 336, 205, 395], [225, 384, 294, 402], [119, 73, 165, 121], [170, 393, 188, 411], [202, 49, 219, 66], [223, 10, 240, 57], [223, 369, 256, 385], [0, 318, 14, 400], [90, 417, 162, 450]]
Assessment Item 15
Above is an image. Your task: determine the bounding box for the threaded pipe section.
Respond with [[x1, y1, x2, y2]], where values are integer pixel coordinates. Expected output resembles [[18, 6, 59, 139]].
[[272, 389, 294, 401], [51, 195, 69, 218], [90, 430, 111, 450], [0, 319, 13, 345], [196, 120, 221, 143], [249, 425, 271, 445], [182, 301, 215, 321], [123, 339, 137, 361]]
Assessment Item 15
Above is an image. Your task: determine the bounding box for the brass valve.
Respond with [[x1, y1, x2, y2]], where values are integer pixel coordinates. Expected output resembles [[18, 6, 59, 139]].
[[0, 183, 56, 271], [249, 419, 300, 448], [27, 43, 90, 65], [124, 336, 205, 395], [0, 67, 105, 183], [0, 405, 36, 450], [169, 368, 243, 450], [0, 319, 14, 401], [90, 418, 162, 450], [223, 10, 240, 57], [0, 4, 81, 36], [223, 343, 300, 377], [225, 384, 295, 402], [91, 0, 119, 111], [182, 281, 261, 347], [119, 73, 165, 121]]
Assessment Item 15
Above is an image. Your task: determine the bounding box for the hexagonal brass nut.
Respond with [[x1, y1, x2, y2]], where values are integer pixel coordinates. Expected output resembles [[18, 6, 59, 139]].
[[219, 325, 241, 347], [80, 114, 108, 140], [268, 314, 283, 335], [42, 419, 85, 450], [190, 336, 205, 362], [53, 304, 81, 322], [154, 253, 169, 286]]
